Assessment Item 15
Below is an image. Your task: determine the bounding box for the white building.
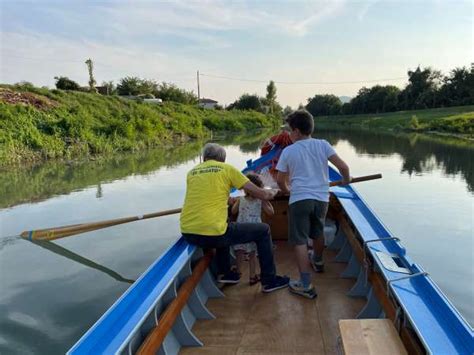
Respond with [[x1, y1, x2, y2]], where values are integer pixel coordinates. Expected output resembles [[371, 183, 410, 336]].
[[199, 98, 218, 109]]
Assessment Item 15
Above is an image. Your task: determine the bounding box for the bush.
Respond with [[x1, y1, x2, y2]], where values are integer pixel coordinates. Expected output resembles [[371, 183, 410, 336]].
[[54, 76, 81, 91], [409, 115, 421, 130], [154, 83, 197, 104], [117, 77, 157, 96]]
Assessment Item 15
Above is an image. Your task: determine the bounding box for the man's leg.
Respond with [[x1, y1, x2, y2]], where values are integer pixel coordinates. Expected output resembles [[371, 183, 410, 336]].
[[225, 222, 276, 285], [288, 200, 317, 299], [309, 200, 329, 273], [183, 233, 232, 277]]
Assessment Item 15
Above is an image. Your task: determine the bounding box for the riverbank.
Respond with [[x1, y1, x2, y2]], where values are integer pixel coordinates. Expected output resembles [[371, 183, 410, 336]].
[[0, 85, 280, 166], [315, 106, 474, 138]]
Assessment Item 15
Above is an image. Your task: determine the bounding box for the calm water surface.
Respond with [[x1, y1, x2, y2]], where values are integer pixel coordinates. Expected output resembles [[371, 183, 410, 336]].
[[0, 130, 472, 354]]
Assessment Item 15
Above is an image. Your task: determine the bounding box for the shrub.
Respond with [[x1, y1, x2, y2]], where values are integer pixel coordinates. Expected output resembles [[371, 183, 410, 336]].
[[54, 76, 81, 91]]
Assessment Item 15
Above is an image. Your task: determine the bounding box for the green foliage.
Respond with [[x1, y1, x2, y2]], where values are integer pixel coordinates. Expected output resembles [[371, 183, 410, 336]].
[[85, 58, 98, 93], [266, 80, 277, 114], [315, 106, 474, 137], [154, 82, 198, 104], [409, 115, 421, 130], [117, 76, 158, 96], [306, 94, 342, 116], [348, 85, 401, 114], [282, 106, 293, 117], [399, 66, 443, 109], [314, 65, 473, 116], [227, 94, 264, 112], [438, 67, 474, 106], [54, 76, 81, 91], [0, 85, 278, 166]]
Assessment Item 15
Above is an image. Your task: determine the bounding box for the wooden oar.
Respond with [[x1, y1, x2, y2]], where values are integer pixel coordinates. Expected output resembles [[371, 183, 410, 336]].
[[20, 174, 381, 242], [330, 173, 382, 187], [20, 208, 182, 241]]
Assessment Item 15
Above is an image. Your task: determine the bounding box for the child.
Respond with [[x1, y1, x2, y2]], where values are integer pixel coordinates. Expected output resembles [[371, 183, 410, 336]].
[[275, 110, 351, 299], [231, 173, 275, 285]]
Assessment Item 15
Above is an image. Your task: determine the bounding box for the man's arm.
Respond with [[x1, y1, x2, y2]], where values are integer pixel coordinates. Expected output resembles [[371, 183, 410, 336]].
[[242, 182, 277, 200], [231, 198, 240, 215], [328, 154, 351, 185], [276, 171, 290, 195]]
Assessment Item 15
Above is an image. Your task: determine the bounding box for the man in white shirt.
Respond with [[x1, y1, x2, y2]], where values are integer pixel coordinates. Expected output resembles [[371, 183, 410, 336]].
[[276, 110, 351, 299]]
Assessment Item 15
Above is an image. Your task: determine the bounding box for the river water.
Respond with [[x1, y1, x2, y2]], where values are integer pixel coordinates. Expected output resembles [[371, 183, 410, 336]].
[[0, 129, 472, 354]]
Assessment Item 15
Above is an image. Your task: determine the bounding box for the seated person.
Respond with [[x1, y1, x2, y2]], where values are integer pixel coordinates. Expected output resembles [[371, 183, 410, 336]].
[[180, 143, 289, 293]]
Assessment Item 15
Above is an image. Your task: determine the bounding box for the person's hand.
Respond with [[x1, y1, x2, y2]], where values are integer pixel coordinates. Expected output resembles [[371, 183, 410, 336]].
[[265, 188, 279, 200], [228, 196, 237, 205], [341, 176, 352, 186]]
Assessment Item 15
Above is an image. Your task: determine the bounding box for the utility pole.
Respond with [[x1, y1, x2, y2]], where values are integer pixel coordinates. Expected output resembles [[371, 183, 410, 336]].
[[197, 70, 201, 100]]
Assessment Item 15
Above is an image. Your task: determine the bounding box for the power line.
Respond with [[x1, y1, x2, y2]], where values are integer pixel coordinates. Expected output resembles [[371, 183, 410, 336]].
[[200, 73, 407, 85]]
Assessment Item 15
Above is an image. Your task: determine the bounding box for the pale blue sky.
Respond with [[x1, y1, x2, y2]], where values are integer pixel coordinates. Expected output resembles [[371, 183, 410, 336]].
[[1, 0, 472, 106]]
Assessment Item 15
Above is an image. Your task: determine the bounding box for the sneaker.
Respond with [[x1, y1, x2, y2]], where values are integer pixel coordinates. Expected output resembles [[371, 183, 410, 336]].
[[218, 271, 241, 284], [311, 260, 325, 273], [309, 250, 324, 273], [289, 280, 318, 299], [262, 275, 290, 293]]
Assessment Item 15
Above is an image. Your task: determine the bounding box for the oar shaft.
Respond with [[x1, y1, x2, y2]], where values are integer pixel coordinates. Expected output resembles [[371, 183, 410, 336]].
[[330, 173, 382, 187], [21, 208, 182, 241]]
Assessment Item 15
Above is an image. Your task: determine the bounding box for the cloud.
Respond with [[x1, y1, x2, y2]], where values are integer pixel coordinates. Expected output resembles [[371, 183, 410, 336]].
[[0, 31, 197, 87], [54, 0, 347, 40]]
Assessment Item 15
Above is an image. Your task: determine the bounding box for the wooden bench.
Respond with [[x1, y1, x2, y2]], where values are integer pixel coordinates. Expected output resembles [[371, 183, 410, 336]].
[[339, 319, 408, 355]]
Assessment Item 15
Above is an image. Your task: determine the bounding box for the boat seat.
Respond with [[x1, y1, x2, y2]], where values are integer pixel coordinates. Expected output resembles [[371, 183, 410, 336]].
[[339, 319, 407, 355]]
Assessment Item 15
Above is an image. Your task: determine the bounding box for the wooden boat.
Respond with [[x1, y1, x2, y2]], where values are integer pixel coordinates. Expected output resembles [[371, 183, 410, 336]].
[[67, 146, 473, 355]]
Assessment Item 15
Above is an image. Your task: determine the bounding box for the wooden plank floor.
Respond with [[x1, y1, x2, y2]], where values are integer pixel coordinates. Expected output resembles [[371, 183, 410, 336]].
[[180, 242, 366, 354]]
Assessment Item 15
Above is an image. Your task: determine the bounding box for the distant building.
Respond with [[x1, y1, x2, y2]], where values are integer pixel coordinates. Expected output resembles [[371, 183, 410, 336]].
[[95, 86, 109, 95], [199, 98, 218, 109]]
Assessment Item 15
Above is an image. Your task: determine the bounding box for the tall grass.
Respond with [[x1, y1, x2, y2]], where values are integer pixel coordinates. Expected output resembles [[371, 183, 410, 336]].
[[0, 85, 280, 166]]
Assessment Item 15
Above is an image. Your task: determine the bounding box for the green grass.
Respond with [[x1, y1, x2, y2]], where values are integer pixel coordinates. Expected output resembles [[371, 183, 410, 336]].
[[0, 85, 280, 166], [316, 106, 474, 136]]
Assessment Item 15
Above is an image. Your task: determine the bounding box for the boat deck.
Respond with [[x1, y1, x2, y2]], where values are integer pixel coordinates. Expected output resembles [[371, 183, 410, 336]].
[[181, 241, 366, 354]]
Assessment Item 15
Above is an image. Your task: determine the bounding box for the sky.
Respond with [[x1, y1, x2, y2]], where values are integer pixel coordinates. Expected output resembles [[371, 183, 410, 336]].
[[0, 0, 472, 107]]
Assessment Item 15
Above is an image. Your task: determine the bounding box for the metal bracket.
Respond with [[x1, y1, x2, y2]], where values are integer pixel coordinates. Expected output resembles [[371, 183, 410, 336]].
[[386, 272, 429, 297], [362, 237, 400, 267]]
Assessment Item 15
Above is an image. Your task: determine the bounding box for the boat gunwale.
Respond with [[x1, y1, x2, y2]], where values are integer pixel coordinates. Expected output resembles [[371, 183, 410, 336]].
[[67, 237, 196, 354], [329, 169, 473, 353]]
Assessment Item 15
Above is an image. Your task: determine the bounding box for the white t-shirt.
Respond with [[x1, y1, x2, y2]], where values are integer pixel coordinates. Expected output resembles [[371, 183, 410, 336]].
[[275, 138, 336, 204]]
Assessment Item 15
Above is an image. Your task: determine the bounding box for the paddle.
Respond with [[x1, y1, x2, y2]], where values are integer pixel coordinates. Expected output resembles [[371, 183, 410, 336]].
[[20, 208, 182, 241], [330, 173, 382, 187], [20, 173, 381, 242]]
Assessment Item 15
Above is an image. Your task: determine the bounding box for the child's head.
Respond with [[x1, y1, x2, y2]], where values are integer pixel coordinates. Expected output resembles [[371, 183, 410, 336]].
[[246, 173, 264, 191], [285, 109, 314, 137]]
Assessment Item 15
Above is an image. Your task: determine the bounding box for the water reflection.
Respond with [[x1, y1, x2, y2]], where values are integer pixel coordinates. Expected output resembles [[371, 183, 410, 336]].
[[0, 130, 272, 210], [31, 241, 135, 284], [320, 130, 474, 192]]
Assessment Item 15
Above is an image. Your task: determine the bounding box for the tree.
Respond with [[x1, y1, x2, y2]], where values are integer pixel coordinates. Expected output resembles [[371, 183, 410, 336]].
[[347, 85, 401, 114], [305, 94, 342, 116], [154, 82, 198, 104], [54, 76, 81, 91], [266, 80, 277, 113], [282, 105, 293, 117], [117, 77, 158, 96], [439, 67, 474, 106], [399, 66, 442, 109], [85, 58, 98, 93], [227, 94, 264, 112]]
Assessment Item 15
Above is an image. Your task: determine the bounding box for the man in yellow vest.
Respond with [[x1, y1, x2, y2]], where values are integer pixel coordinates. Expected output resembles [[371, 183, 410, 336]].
[[181, 143, 289, 293]]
